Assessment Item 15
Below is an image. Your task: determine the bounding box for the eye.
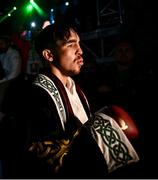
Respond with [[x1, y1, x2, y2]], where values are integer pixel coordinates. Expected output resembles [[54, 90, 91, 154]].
[[67, 43, 73, 47]]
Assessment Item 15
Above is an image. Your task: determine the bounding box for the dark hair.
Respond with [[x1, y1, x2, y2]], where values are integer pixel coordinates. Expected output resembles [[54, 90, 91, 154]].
[[34, 21, 78, 57]]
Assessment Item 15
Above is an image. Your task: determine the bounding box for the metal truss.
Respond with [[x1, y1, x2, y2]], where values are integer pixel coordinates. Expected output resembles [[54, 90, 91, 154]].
[[81, 0, 124, 62]]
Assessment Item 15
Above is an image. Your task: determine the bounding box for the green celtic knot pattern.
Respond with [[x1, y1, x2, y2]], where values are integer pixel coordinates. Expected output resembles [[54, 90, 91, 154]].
[[93, 114, 132, 166], [33, 74, 65, 123]]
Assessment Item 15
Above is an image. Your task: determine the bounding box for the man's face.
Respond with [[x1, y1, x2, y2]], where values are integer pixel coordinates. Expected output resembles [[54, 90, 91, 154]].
[[53, 29, 83, 76], [115, 42, 134, 65]]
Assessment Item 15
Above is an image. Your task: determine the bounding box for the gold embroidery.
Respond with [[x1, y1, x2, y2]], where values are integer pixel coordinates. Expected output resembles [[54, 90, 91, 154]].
[[28, 130, 80, 172]]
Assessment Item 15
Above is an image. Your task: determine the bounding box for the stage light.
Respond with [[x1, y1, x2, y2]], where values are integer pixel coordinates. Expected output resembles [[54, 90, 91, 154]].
[[28, 4, 33, 11], [29, 0, 46, 17], [65, 2, 69, 6], [31, 21, 36, 28], [0, 6, 17, 23], [25, 4, 33, 13]]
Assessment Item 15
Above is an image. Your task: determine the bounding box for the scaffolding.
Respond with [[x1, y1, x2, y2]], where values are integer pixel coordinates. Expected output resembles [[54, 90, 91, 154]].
[[80, 0, 124, 63]]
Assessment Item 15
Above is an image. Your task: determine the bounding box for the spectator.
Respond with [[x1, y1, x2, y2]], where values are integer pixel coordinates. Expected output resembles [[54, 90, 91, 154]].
[[11, 27, 30, 74], [0, 35, 22, 83]]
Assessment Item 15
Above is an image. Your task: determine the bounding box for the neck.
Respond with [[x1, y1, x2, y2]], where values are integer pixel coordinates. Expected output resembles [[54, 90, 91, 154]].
[[50, 65, 69, 87]]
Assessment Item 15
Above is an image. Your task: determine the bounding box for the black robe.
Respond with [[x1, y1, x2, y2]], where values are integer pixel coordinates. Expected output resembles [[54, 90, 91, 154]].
[[0, 73, 108, 178]]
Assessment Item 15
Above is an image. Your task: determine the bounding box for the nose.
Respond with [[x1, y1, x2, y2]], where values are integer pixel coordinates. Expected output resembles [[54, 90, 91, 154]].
[[76, 44, 83, 55]]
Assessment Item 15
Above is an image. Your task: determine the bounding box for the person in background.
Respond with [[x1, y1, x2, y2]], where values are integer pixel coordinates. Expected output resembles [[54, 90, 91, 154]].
[[0, 35, 21, 178], [95, 40, 155, 178], [0, 36, 22, 83], [11, 27, 30, 74]]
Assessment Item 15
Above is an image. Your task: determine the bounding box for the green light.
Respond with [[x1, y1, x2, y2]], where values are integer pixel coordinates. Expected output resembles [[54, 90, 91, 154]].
[[0, 15, 8, 23], [0, 6, 17, 23], [20, 3, 30, 17], [30, 0, 46, 17], [23, 3, 34, 15], [27, 4, 33, 11]]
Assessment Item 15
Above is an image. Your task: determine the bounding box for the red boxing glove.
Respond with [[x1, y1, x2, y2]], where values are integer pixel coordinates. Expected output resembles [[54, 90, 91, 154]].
[[110, 105, 139, 140]]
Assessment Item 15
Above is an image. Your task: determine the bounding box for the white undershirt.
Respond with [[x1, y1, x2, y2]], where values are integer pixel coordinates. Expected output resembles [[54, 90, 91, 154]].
[[64, 77, 88, 124]]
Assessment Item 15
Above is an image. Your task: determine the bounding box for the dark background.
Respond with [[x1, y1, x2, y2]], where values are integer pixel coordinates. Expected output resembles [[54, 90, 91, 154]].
[[0, 0, 156, 65], [0, 0, 156, 57]]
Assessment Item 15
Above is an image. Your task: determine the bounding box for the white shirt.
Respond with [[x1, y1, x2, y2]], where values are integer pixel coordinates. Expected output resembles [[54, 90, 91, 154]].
[[64, 77, 88, 124]]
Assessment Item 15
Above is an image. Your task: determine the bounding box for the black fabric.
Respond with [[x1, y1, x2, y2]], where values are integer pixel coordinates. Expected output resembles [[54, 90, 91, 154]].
[[59, 125, 109, 178], [0, 73, 109, 178]]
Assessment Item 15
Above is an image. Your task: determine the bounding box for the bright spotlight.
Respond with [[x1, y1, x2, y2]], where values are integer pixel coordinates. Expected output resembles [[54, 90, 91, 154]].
[[65, 2, 69, 6], [31, 21, 36, 28]]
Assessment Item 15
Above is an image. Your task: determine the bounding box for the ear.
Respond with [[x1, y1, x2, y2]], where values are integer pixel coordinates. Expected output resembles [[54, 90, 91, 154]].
[[42, 49, 53, 62]]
